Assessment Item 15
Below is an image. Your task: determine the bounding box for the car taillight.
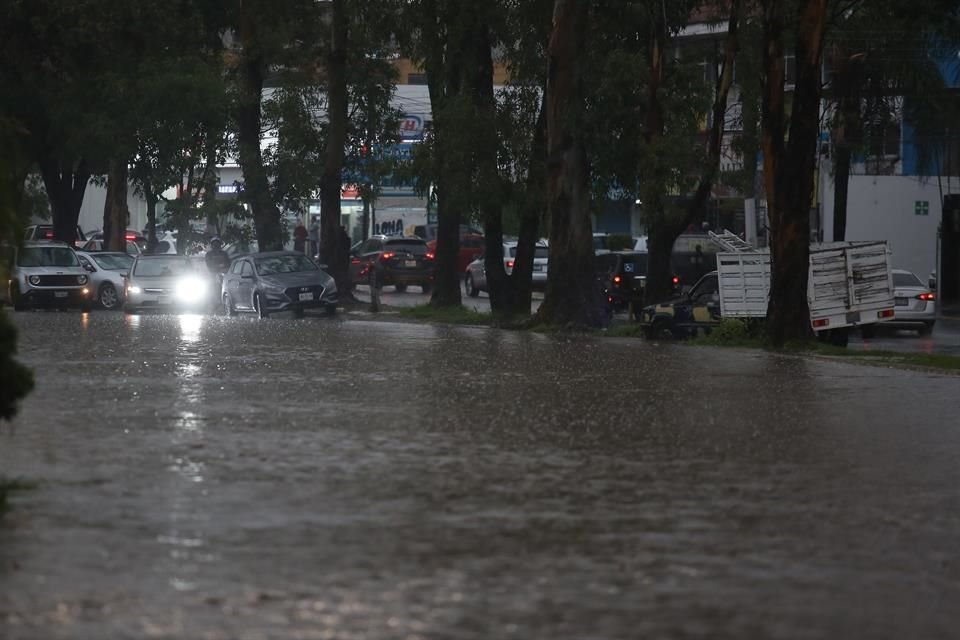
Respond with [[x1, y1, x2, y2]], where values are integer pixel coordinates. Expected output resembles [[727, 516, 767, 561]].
[[812, 318, 830, 328], [917, 292, 935, 301], [877, 309, 894, 319], [351, 257, 361, 264], [125, 233, 137, 241], [381, 252, 395, 261], [44, 231, 54, 239], [506, 260, 515, 269], [613, 275, 622, 284], [672, 276, 680, 285], [425, 252, 435, 260]]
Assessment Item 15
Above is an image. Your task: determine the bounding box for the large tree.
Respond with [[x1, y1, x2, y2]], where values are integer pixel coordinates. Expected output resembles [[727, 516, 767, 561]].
[[534, 0, 604, 328], [762, 0, 830, 345]]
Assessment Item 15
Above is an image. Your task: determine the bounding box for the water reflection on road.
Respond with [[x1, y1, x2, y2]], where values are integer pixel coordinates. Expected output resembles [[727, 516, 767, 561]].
[[2, 311, 959, 639]]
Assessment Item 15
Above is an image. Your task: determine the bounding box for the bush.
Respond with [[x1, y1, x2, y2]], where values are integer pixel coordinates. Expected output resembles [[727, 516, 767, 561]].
[[691, 318, 761, 346]]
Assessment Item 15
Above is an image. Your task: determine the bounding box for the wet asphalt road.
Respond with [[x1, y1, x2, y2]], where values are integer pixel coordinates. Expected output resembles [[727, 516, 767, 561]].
[[2, 310, 960, 639]]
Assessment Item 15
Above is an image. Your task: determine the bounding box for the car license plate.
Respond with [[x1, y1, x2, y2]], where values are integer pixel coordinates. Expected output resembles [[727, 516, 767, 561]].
[[895, 296, 907, 306], [54, 291, 68, 298], [405, 260, 417, 268], [299, 292, 313, 301]]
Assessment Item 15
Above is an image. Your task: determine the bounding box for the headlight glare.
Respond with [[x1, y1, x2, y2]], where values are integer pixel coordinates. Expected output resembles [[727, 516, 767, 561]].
[[129, 286, 142, 295], [175, 276, 208, 303]]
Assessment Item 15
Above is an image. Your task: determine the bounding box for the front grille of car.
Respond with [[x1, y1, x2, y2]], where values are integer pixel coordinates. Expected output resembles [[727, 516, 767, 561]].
[[36, 275, 82, 287], [285, 285, 324, 301]]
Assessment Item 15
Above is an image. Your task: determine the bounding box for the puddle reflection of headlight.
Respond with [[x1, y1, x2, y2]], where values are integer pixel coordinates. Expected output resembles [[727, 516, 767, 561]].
[[175, 277, 208, 303]]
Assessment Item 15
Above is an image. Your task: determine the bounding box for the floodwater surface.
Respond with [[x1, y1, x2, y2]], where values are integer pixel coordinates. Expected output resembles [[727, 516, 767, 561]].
[[2, 311, 959, 639]]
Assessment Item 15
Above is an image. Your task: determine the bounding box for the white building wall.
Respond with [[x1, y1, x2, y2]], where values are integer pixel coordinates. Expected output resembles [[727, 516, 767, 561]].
[[821, 173, 958, 279], [77, 182, 149, 236]]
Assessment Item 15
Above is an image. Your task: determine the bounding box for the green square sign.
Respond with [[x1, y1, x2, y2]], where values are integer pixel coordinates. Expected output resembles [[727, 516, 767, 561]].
[[915, 200, 930, 216]]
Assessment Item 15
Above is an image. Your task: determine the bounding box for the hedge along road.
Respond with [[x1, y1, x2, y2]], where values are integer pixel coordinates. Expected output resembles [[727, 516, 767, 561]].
[[1, 310, 959, 640]]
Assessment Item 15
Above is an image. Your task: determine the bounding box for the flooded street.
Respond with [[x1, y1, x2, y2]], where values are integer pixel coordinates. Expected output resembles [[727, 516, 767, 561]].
[[2, 311, 960, 639]]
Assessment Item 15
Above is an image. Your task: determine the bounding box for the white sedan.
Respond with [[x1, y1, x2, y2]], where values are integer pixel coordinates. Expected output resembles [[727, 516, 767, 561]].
[[890, 269, 936, 334], [464, 241, 548, 297]]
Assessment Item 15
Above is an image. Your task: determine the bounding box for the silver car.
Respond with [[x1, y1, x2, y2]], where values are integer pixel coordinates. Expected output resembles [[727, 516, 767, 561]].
[[124, 255, 212, 314], [76, 251, 134, 310], [464, 241, 549, 297], [3, 242, 93, 311], [890, 269, 936, 334]]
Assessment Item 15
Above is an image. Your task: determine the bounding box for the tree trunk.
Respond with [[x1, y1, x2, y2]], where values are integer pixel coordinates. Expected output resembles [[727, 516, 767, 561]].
[[102, 160, 129, 252], [831, 53, 861, 243], [38, 157, 90, 244], [507, 94, 548, 317], [319, 0, 352, 295], [534, 0, 602, 328], [764, 0, 829, 346], [237, 3, 283, 251], [832, 143, 851, 241]]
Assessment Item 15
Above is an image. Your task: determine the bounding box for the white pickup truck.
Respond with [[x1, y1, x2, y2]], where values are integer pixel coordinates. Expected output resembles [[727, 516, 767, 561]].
[[716, 238, 895, 344]]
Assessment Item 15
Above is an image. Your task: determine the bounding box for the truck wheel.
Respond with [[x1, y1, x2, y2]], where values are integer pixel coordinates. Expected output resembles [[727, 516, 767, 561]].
[[651, 318, 674, 340], [829, 328, 849, 348], [11, 284, 29, 311], [465, 274, 479, 298]]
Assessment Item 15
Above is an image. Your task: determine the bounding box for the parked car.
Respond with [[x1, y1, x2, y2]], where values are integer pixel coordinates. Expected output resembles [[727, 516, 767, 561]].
[[671, 249, 717, 290], [86, 229, 147, 252], [80, 239, 143, 255], [595, 251, 648, 311], [412, 223, 483, 242], [24, 224, 87, 246], [887, 269, 936, 334], [75, 251, 134, 310], [221, 252, 337, 318], [349, 235, 434, 293], [639, 271, 721, 339], [2, 242, 93, 311], [464, 241, 549, 297], [123, 255, 211, 314], [426, 232, 484, 273]]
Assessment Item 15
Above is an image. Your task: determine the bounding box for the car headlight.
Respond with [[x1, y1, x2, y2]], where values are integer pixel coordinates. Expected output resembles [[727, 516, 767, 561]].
[[128, 286, 142, 295], [175, 276, 208, 302], [77, 275, 88, 285], [28, 275, 40, 286]]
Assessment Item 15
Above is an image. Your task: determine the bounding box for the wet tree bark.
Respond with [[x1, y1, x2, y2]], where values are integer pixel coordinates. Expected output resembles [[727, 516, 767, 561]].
[[534, 0, 603, 328], [237, 2, 283, 251], [507, 94, 548, 317], [319, 0, 352, 295], [38, 157, 90, 245], [102, 160, 129, 252], [831, 51, 862, 243], [763, 0, 829, 346]]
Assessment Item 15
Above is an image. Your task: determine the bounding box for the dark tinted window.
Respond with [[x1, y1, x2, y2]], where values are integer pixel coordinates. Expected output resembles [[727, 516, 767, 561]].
[[385, 239, 427, 254], [18, 246, 79, 267], [893, 272, 922, 288], [93, 254, 134, 271]]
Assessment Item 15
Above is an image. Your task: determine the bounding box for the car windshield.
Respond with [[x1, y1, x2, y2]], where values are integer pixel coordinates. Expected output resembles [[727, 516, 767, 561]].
[[133, 257, 195, 277], [384, 240, 427, 255], [255, 254, 319, 275], [507, 246, 549, 259], [17, 247, 79, 267], [893, 272, 923, 287], [92, 254, 134, 271]]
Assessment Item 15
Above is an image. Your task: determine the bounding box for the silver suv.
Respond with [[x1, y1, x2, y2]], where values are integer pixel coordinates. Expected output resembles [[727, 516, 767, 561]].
[[4, 242, 93, 311]]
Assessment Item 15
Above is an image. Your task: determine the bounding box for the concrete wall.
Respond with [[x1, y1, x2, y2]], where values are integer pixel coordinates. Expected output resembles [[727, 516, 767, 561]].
[[821, 173, 960, 279]]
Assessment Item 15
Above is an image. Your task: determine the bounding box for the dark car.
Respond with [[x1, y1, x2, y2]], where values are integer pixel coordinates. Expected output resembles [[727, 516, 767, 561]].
[[671, 248, 717, 290], [426, 232, 484, 273], [595, 251, 648, 311], [221, 251, 337, 318], [638, 271, 721, 339], [349, 235, 434, 293]]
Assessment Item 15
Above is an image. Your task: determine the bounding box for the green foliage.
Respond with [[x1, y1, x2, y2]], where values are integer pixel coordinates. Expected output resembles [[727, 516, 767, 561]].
[[606, 234, 634, 251], [398, 304, 492, 325], [690, 318, 765, 346]]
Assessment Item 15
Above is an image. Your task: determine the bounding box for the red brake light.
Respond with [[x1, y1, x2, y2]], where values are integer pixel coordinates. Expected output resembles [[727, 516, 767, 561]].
[[672, 276, 680, 284], [812, 318, 830, 328], [613, 275, 622, 284], [917, 293, 935, 301], [878, 309, 895, 319], [381, 252, 395, 261], [425, 252, 435, 260], [44, 231, 54, 239], [125, 233, 137, 240], [506, 260, 515, 269]]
